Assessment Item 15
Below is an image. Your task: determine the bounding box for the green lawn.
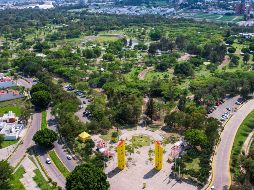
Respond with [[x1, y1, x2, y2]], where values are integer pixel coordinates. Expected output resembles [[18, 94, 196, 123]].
[[41, 111, 47, 129], [0, 106, 21, 117], [130, 135, 152, 148], [33, 169, 56, 190], [1, 140, 18, 148], [231, 110, 254, 176], [8, 166, 26, 190], [184, 158, 201, 172], [49, 151, 70, 177]]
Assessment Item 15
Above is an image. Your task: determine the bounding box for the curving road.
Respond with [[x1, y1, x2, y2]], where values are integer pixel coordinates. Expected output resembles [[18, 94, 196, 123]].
[[36, 148, 66, 188], [209, 99, 254, 190]]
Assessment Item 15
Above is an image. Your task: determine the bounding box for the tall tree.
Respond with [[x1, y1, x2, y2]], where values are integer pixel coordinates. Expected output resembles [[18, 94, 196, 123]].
[[66, 163, 109, 190], [33, 128, 58, 148], [0, 160, 13, 188], [31, 90, 51, 109], [145, 98, 155, 121]]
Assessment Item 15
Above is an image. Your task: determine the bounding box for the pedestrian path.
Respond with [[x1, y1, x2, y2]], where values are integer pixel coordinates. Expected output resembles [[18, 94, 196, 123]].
[[0, 144, 17, 161], [20, 156, 40, 190]]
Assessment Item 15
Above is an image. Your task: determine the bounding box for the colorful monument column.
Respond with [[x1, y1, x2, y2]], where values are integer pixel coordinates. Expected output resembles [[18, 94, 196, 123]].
[[117, 140, 126, 170], [154, 140, 163, 170]]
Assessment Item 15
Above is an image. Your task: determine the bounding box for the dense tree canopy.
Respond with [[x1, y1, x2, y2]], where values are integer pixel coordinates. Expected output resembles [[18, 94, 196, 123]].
[[66, 163, 109, 190], [33, 128, 58, 147], [0, 160, 13, 188]]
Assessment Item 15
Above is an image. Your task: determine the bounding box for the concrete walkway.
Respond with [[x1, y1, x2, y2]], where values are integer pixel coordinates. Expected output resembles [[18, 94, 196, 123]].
[[20, 156, 40, 190], [0, 144, 17, 161]]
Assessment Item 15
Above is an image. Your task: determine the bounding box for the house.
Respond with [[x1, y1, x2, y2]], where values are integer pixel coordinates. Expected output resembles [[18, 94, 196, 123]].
[[0, 122, 24, 140], [0, 111, 24, 140], [0, 90, 24, 102], [0, 111, 17, 123], [0, 74, 16, 89]]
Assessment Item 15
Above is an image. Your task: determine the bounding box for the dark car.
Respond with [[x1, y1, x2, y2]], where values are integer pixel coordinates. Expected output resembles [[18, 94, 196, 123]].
[[67, 86, 74, 91]]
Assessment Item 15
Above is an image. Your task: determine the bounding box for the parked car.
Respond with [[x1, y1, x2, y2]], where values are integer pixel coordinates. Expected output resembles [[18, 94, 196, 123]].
[[226, 107, 231, 111], [83, 100, 86, 104], [67, 86, 74, 91], [46, 158, 51, 164], [67, 155, 72, 160], [235, 101, 241, 105]]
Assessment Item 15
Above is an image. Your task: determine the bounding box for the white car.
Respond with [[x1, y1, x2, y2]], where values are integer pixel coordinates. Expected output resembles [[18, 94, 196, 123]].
[[67, 155, 72, 160], [46, 158, 51, 164], [211, 185, 215, 190]]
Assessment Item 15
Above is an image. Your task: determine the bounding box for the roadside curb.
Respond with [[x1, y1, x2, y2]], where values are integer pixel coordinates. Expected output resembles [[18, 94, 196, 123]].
[[35, 155, 51, 180], [50, 150, 71, 172], [205, 101, 247, 190]]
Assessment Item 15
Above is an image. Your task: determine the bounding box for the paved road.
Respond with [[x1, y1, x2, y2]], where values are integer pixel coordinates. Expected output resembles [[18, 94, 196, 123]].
[[75, 96, 90, 123], [37, 148, 66, 188], [210, 99, 254, 190], [47, 108, 77, 171], [8, 113, 41, 167]]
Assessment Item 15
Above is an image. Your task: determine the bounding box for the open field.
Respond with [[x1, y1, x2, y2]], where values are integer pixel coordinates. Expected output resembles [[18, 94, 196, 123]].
[[177, 12, 243, 23]]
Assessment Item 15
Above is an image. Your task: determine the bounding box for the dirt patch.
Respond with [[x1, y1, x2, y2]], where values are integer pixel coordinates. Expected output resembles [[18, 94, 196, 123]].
[[138, 67, 154, 80], [178, 53, 195, 62], [219, 55, 230, 69]]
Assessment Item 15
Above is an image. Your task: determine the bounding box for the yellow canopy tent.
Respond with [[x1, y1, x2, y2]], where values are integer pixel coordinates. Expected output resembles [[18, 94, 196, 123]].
[[78, 131, 91, 142]]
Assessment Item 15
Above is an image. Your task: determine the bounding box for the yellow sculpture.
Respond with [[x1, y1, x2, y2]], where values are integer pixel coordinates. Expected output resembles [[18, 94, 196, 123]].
[[154, 140, 163, 170], [117, 140, 126, 170]]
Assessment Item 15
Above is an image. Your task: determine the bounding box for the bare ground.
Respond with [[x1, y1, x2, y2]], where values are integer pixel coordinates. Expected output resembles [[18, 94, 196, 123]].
[[138, 67, 154, 80]]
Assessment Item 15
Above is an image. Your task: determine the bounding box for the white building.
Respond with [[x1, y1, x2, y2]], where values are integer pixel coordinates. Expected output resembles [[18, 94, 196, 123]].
[[0, 122, 24, 140], [0, 111, 17, 123], [0, 111, 24, 140]]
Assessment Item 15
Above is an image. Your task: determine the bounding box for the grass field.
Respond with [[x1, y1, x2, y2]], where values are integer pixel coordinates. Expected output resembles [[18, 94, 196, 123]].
[[8, 166, 26, 190], [33, 169, 56, 190], [130, 135, 152, 148], [184, 158, 201, 172], [231, 110, 254, 175], [0, 106, 21, 117], [41, 111, 47, 129], [49, 150, 70, 178], [180, 13, 243, 23], [1, 140, 18, 148]]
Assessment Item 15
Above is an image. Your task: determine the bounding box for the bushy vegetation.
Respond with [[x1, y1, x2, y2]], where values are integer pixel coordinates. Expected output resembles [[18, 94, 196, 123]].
[[3, 6, 254, 187]]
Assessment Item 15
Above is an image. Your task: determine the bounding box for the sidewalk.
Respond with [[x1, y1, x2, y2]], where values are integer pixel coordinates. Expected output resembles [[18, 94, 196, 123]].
[[0, 144, 17, 161], [20, 156, 40, 190]]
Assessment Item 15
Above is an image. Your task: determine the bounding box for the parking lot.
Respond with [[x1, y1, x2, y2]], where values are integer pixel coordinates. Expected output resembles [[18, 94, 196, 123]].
[[64, 84, 91, 123], [208, 95, 243, 123]]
